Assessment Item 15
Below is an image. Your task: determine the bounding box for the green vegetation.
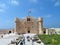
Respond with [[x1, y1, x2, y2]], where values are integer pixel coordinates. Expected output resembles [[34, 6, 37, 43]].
[[38, 34, 60, 45]]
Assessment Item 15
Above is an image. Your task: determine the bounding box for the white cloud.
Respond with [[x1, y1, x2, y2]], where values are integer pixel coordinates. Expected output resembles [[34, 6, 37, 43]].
[[9, 0, 19, 6], [46, 0, 60, 7], [54, 2, 60, 7], [39, 7, 44, 10], [29, 0, 38, 3], [46, 0, 56, 2], [0, 9, 5, 12], [53, 0, 60, 7], [0, 3, 6, 8], [0, 3, 7, 12], [52, 0, 56, 2], [45, 14, 52, 18]]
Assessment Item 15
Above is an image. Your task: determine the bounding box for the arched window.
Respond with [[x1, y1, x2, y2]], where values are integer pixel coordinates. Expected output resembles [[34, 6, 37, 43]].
[[43, 31, 46, 34], [28, 30, 30, 33], [27, 27, 30, 33], [27, 18, 30, 21], [9, 31, 11, 33]]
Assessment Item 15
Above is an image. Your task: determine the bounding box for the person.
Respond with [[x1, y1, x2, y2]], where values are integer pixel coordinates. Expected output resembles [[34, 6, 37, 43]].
[[23, 38, 25, 45], [1, 35, 3, 38], [16, 42, 18, 45], [32, 38, 34, 45], [20, 42, 23, 45]]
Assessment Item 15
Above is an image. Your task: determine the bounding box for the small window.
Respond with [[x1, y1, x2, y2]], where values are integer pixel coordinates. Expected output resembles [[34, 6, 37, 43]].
[[43, 31, 46, 34], [9, 31, 11, 33], [28, 30, 30, 33], [27, 18, 30, 21]]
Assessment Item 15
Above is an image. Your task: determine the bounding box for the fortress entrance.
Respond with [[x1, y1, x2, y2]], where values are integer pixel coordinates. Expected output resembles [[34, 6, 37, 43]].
[[28, 30, 30, 33], [43, 30, 46, 34], [27, 27, 30, 33]]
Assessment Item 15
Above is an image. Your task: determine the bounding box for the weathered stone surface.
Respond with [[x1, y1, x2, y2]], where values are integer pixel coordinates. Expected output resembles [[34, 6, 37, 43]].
[[15, 16, 43, 34]]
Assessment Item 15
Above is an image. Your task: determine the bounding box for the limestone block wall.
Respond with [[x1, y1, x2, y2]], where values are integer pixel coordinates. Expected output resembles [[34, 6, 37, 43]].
[[15, 16, 43, 34], [38, 17, 43, 34]]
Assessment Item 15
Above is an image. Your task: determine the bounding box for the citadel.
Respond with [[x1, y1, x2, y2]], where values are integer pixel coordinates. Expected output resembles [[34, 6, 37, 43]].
[[0, 16, 60, 35]]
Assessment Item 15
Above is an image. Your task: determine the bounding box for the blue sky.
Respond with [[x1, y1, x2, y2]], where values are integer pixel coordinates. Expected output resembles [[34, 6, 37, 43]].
[[0, 0, 60, 29]]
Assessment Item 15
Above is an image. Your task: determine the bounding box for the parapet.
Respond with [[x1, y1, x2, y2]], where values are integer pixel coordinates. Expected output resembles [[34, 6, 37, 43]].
[[14, 18, 20, 23], [38, 17, 43, 22]]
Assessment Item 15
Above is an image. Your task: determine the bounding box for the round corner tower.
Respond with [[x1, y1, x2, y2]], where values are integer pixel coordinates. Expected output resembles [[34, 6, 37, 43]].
[[38, 17, 43, 34], [14, 17, 19, 33]]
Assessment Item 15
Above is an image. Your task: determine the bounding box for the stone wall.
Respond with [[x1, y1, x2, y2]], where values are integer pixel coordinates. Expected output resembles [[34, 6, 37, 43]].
[[0, 29, 14, 34], [15, 16, 43, 34]]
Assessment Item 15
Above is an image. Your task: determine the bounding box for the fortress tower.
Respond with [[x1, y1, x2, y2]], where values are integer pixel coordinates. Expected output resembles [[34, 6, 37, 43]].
[[38, 17, 43, 34]]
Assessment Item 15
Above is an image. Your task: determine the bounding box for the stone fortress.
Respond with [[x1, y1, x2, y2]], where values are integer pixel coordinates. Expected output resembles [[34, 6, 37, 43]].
[[0, 15, 60, 35], [14, 16, 60, 35], [14, 16, 43, 34]]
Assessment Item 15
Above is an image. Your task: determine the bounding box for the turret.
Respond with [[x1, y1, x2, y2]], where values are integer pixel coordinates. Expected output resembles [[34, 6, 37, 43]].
[[38, 17, 43, 34], [14, 18, 20, 33]]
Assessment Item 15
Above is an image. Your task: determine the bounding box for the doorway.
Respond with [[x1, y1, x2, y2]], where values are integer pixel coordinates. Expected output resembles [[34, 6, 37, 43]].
[[43, 30, 46, 34], [27, 27, 30, 33], [28, 30, 30, 33], [9, 31, 11, 33]]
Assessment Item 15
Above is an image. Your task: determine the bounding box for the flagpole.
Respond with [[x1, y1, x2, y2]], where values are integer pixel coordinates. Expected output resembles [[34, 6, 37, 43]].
[[28, 9, 31, 16]]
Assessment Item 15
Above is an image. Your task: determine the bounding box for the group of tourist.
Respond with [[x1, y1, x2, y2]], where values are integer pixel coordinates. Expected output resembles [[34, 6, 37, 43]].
[[20, 36, 34, 45], [20, 37, 25, 45]]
